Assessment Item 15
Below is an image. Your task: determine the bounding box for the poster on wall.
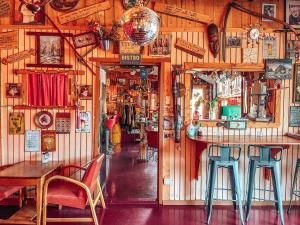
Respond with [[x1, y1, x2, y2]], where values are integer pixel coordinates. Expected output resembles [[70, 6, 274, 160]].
[[76, 112, 91, 133], [0, 31, 18, 49], [9, 112, 25, 135], [41, 130, 56, 152], [263, 36, 277, 59], [286, 40, 299, 62], [265, 59, 292, 79], [55, 112, 71, 134], [25, 130, 40, 152], [294, 63, 300, 103], [13, 0, 45, 25], [286, 1, 300, 28], [6, 83, 22, 98], [290, 106, 300, 127], [149, 34, 172, 56]]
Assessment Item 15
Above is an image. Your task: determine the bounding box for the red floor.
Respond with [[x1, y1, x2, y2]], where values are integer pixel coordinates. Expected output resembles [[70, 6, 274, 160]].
[[105, 143, 157, 202]]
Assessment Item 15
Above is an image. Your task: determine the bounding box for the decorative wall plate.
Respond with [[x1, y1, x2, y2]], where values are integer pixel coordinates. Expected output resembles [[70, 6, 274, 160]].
[[50, 0, 80, 12], [35, 111, 54, 129]]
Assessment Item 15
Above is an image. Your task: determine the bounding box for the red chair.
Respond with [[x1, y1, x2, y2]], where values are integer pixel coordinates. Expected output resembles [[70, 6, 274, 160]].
[[0, 164, 24, 208], [42, 154, 106, 225]]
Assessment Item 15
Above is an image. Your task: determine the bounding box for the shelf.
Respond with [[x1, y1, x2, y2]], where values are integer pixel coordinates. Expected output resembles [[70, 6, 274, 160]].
[[13, 105, 84, 110]]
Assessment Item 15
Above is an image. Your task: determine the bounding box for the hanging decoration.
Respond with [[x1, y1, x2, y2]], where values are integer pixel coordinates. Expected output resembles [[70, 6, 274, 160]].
[[175, 38, 205, 58], [35, 111, 54, 129], [120, 0, 160, 46], [2, 48, 35, 65], [50, 0, 79, 12], [207, 23, 219, 58]]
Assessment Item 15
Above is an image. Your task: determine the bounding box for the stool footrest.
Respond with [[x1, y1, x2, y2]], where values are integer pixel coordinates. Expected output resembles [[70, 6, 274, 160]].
[[252, 196, 278, 202], [253, 188, 274, 193]]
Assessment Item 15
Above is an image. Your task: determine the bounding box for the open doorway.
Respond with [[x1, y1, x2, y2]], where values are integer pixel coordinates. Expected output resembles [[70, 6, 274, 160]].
[[101, 64, 159, 203]]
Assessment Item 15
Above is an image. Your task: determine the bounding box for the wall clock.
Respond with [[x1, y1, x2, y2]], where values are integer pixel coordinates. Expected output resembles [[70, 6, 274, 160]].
[[243, 48, 258, 64], [35, 111, 54, 129], [247, 24, 264, 44], [50, 0, 80, 12]]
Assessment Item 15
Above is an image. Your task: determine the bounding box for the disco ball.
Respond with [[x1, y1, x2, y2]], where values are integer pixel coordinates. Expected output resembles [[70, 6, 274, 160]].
[[120, 5, 160, 46]]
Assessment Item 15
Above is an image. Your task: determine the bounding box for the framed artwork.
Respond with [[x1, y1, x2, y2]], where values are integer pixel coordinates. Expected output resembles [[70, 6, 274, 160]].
[[117, 79, 126, 86], [76, 112, 91, 133], [13, 0, 45, 25], [25, 130, 40, 152], [242, 48, 258, 64], [55, 112, 71, 134], [294, 63, 300, 103], [41, 130, 56, 152], [286, 1, 300, 28], [289, 106, 300, 127], [265, 59, 292, 80], [6, 83, 22, 98], [34, 111, 54, 129], [73, 31, 99, 49], [149, 34, 172, 56], [78, 85, 93, 99], [262, 36, 277, 59], [123, 0, 138, 9], [286, 40, 299, 62], [9, 112, 25, 135], [262, 3, 276, 22], [226, 36, 241, 48], [27, 32, 72, 68], [50, 0, 80, 12]]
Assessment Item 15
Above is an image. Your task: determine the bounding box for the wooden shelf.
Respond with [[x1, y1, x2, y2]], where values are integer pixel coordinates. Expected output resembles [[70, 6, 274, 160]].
[[13, 105, 84, 110], [14, 69, 85, 76]]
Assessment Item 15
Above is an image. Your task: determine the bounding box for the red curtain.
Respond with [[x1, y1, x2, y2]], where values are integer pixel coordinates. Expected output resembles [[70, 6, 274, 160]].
[[28, 73, 68, 107]]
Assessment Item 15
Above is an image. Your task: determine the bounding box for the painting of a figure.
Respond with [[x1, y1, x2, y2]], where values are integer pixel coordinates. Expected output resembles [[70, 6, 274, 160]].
[[39, 35, 63, 65]]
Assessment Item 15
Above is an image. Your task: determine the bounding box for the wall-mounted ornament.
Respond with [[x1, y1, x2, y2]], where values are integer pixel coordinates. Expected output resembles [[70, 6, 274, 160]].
[[149, 34, 171, 56], [58, 1, 111, 24], [78, 85, 93, 99], [262, 3, 276, 22], [2, 48, 35, 65], [293, 63, 300, 103], [247, 24, 264, 44], [13, 0, 45, 25], [286, 40, 299, 62], [27, 32, 72, 68], [50, 0, 80, 12], [207, 24, 219, 58], [76, 112, 91, 133], [265, 59, 292, 80], [25, 130, 40, 152], [35, 111, 54, 129], [55, 112, 71, 134], [123, 0, 138, 9], [41, 130, 56, 152], [242, 48, 258, 64], [6, 83, 22, 98], [0, 0, 11, 17], [0, 31, 18, 49], [262, 36, 277, 59], [9, 112, 25, 135], [175, 38, 205, 58], [226, 36, 241, 48], [73, 31, 99, 49]]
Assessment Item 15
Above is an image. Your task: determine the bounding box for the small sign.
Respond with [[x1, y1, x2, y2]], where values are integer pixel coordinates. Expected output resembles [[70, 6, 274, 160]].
[[76, 112, 91, 133], [120, 54, 141, 65], [175, 38, 205, 58], [9, 112, 25, 135], [56, 112, 71, 134], [0, 0, 10, 17], [290, 106, 300, 127], [73, 31, 98, 48], [25, 130, 40, 152], [2, 48, 35, 65], [0, 30, 18, 49], [41, 130, 56, 152], [119, 41, 140, 54], [58, 1, 111, 24]]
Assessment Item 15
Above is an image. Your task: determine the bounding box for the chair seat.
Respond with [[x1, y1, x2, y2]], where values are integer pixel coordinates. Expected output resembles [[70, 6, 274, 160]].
[[0, 186, 23, 201], [47, 180, 87, 209]]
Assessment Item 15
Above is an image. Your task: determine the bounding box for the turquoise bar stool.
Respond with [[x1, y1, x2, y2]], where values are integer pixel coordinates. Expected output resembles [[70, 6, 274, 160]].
[[205, 144, 244, 225], [246, 145, 284, 225], [288, 158, 300, 213]]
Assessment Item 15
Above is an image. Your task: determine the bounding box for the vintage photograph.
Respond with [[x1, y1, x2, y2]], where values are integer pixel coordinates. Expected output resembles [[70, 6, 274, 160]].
[[78, 85, 93, 99], [294, 64, 300, 103], [265, 59, 292, 80], [262, 3, 276, 21], [6, 83, 22, 98], [263, 36, 277, 59], [286, 1, 300, 28], [226, 36, 241, 48], [9, 112, 25, 135], [73, 31, 98, 48], [286, 40, 299, 62], [13, 0, 45, 25], [149, 34, 172, 56], [39, 35, 63, 65]]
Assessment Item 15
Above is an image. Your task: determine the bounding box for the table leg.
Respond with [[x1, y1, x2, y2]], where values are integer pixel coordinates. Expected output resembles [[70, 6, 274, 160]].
[[36, 178, 44, 225]]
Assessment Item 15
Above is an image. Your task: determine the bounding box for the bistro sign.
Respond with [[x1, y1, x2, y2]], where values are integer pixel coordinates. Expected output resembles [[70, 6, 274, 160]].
[[120, 54, 141, 65]]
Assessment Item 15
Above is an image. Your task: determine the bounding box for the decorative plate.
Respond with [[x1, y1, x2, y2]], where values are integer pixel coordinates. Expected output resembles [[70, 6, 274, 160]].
[[50, 0, 80, 12], [35, 111, 54, 129], [123, 0, 138, 9]]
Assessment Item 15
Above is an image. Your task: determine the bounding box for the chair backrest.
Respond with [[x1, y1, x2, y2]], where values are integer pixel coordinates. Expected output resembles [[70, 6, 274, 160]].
[[78, 154, 105, 198]]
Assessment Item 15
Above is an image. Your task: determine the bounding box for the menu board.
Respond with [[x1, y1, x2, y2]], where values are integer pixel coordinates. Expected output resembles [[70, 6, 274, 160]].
[[25, 130, 40, 152], [290, 106, 300, 127]]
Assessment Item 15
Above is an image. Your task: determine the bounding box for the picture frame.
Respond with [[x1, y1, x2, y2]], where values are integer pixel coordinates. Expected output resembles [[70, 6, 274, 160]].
[[9, 112, 25, 135], [117, 79, 126, 86], [243, 48, 258, 64], [149, 34, 172, 56], [123, 0, 138, 9], [286, 40, 299, 62], [76, 112, 91, 133], [226, 36, 241, 48], [285, 0, 300, 28], [262, 3, 276, 22], [25, 130, 40, 152], [294, 63, 300, 103], [73, 31, 99, 49], [78, 85, 93, 99], [27, 32, 72, 68], [6, 83, 22, 98], [13, 0, 45, 25], [41, 130, 56, 152], [55, 112, 71, 134], [262, 36, 277, 59], [265, 59, 292, 80]]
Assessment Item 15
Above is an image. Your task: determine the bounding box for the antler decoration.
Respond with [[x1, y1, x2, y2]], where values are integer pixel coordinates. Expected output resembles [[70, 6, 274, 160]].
[[222, 1, 300, 62]]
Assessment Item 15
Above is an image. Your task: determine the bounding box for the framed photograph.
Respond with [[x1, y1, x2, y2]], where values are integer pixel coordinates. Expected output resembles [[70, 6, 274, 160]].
[[286, 1, 300, 28], [73, 31, 98, 49], [13, 0, 45, 25], [25, 130, 40, 152], [262, 3, 276, 21], [78, 85, 93, 99], [123, 0, 138, 9], [265, 59, 292, 80], [149, 34, 172, 56], [294, 63, 300, 103], [76, 112, 91, 133], [55, 112, 71, 134], [262, 36, 277, 59], [41, 130, 56, 152], [226, 36, 241, 48], [286, 40, 299, 62], [9, 112, 25, 135], [6, 83, 22, 98]]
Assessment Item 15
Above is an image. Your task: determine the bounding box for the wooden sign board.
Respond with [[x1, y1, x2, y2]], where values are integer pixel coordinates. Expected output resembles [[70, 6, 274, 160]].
[[120, 54, 141, 65], [0, 0, 10, 17], [290, 106, 300, 127], [0, 31, 18, 49], [58, 1, 111, 24], [154, 3, 211, 24], [119, 41, 140, 54], [175, 38, 205, 58], [2, 48, 35, 65]]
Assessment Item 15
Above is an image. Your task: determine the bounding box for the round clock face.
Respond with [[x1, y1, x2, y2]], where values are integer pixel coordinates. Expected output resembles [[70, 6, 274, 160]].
[[249, 28, 260, 40]]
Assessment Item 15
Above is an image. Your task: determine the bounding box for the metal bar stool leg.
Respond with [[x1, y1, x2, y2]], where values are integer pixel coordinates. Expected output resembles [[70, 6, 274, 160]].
[[232, 162, 245, 225], [271, 167, 279, 214], [207, 161, 218, 224], [229, 166, 237, 210], [288, 159, 300, 214], [272, 163, 285, 225], [204, 162, 212, 210], [246, 160, 257, 222]]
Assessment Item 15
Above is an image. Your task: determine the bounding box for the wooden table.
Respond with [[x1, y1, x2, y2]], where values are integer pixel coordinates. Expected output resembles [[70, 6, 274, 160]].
[[188, 135, 300, 180], [0, 161, 63, 225]]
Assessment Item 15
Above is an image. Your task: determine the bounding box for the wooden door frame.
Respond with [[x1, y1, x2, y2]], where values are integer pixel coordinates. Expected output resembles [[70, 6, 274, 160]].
[[89, 57, 171, 204]]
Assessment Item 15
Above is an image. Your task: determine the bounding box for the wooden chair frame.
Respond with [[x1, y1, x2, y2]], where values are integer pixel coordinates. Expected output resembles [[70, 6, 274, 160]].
[[42, 165, 106, 225]]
